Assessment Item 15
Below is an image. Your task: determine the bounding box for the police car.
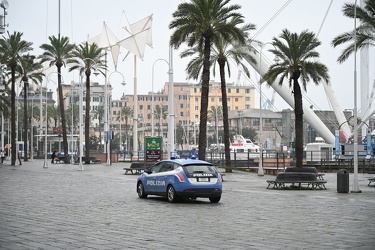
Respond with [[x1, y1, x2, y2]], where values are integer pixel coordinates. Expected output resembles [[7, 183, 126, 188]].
[[136, 159, 222, 203]]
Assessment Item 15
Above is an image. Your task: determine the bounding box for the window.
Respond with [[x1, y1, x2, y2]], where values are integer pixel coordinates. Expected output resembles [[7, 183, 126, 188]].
[[228, 88, 231, 93], [235, 98, 238, 102], [140, 105, 143, 110], [236, 89, 239, 93], [245, 97, 250, 101], [180, 112, 184, 117], [195, 106, 199, 111], [245, 89, 250, 94], [180, 103, 184, 108]]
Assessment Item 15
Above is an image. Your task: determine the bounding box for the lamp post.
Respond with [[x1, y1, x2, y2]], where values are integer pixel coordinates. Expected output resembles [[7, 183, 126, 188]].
[[352, 0, 359, 192], [78, 81, 83, 170], [70, 85, 74, 163], [259, 42, 279, 176], [30, 94, 40, 161], [151, 58, 169, 137], [42, 101, 48, 169], [107, 71, 126, 165]]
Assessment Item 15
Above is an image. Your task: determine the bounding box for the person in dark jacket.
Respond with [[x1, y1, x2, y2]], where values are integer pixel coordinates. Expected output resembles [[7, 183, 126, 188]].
[[51, 151, 56, 163]]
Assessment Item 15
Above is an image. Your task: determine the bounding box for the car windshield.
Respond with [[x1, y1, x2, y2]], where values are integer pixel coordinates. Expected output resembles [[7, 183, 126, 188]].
[[183, 165, 216, 174]]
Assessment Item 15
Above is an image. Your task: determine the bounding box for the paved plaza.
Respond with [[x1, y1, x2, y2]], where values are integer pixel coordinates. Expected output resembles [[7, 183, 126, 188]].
[[0, 159, 374, 249]]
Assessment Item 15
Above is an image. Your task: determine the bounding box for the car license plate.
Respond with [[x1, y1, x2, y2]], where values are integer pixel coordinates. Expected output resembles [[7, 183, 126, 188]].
[[198, 178, 209, 182]]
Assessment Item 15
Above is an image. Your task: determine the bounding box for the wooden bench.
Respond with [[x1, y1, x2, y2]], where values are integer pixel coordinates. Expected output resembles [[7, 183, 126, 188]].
[[74, 156, 100, 164], [266, 172, 327, 190], [123, 162, 154, 175], [55, 156, 65, 163], [368, 178, 375, 186]]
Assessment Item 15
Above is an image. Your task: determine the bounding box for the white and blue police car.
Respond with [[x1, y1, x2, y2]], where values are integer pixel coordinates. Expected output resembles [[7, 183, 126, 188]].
[[136, 159, 222, 203]]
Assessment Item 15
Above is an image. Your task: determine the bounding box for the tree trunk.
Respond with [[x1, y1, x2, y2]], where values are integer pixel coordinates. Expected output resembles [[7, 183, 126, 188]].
[[85, 73, 91, 163], [293, 79, 304, 168], [198, 38, 211, 160], [11, 68, 16, 165], [23, 80, 28, 161], [57, 67, 69, 163], [99, 117, 102, 152], [219, 62, 232, 172]]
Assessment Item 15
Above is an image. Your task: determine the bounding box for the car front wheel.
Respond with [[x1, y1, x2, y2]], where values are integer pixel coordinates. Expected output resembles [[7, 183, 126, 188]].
[[137, 182, 147, 198], [167, 185, 178, 203], [209, 196, 221, 203]]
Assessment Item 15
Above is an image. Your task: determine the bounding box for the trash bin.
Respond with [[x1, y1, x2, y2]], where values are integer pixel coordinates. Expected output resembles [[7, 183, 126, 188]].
[[337, 169, 349, 193]]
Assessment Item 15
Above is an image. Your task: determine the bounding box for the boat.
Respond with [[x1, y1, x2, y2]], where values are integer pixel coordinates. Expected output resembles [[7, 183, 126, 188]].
[[230, 134, 260, 153]]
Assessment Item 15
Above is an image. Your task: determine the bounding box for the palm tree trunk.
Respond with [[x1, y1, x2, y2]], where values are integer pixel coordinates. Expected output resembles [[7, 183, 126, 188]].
[[198, 38, 211, 160], [23, 80, 29, 161], [11, 68, 16, 165], [219, 62, 232, 172], [57, 67, 69, 163], [99, 117, 102, 152], [293, 79, 304, 168], [85, 73, 91, 163]]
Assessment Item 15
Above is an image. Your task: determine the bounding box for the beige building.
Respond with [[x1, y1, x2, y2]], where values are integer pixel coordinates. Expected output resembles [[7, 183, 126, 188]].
[[61, 80, 256, 149]]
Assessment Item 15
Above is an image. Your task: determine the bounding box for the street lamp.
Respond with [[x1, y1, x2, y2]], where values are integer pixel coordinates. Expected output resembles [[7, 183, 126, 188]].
[[107, 71, 126, 165], [352, 0, 359, 192], [151, 58, 169, 137], [259, 42, 279, 176], [30, 93, 40, 161]]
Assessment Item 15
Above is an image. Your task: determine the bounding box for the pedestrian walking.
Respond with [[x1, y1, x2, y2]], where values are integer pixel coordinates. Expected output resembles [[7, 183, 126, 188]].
[[0, 150, 5, 164], [51, 151, 56, 164]]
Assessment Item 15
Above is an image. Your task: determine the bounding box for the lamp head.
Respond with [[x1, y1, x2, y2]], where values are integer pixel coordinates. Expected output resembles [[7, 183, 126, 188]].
[[1, 0, 8, 10]]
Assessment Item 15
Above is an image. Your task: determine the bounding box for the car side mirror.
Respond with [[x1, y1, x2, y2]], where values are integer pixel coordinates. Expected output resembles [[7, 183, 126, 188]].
[[145, 166, 152, 174]]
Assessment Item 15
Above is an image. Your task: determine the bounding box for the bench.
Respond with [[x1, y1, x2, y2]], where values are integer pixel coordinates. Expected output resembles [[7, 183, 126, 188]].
[[74, 156, 101, 164], [55, 156, 65, 163], [368, 178, 375, 186], [123, 162, 154, 175], [266, 172, 327, 190]]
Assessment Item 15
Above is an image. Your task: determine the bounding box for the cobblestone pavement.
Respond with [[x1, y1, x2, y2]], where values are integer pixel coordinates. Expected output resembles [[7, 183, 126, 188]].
[[0, 159, 374, 249]]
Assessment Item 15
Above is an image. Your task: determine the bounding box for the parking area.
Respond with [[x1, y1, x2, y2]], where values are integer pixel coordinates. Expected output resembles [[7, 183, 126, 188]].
[[0, 160, 374, 249]]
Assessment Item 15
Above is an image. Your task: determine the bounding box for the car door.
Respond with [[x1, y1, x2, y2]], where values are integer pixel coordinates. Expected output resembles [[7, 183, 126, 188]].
[[143, 162, 162, 194], [154, 162, 174, 194]]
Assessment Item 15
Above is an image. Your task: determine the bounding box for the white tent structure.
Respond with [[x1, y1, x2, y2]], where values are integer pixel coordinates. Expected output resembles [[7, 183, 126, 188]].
[[118, 14, 153, 158], [87, 22, 120, 69]]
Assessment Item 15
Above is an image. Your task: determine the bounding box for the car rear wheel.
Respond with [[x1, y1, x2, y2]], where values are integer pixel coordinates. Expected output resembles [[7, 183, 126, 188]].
[[167, 185, 178, 203], [137, 182, 147, 198], [209, 196, 221, 203]]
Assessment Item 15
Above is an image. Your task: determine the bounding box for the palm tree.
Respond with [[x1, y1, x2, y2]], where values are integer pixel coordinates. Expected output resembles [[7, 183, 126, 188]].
[[154, 105, 168, 138], [182, 35, 256, 172], [92, 105, 105, 151], [66, 103, 79, 132], [170, 0, 248, 160], [261, 29, 330, 168], [0, 31, 33, 165], [0, 76, 11, 122], [49, 105, 60, 131], [68, 42, 106, 161], [331, 0, 375, 63], [17, 54, 43, 161], [121, 106, 133, 153], [40, 35, 75, 163]]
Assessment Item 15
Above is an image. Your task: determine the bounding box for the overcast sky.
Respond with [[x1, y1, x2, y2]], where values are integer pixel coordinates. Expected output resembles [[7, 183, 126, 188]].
[[5, 0, 374, 113]]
